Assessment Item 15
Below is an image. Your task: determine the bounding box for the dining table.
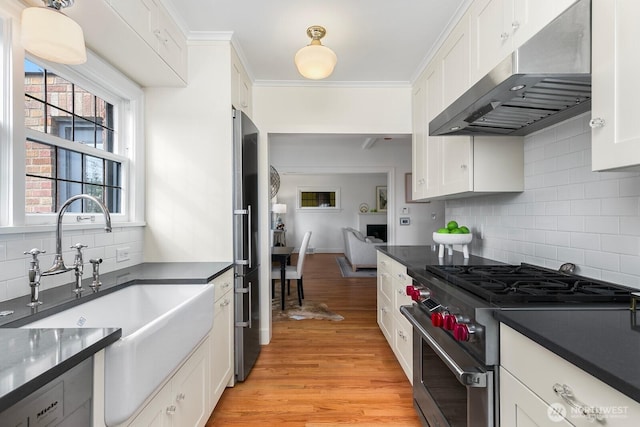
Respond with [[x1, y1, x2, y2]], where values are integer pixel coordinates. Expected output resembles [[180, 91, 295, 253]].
[[271, 246, 294, 310]]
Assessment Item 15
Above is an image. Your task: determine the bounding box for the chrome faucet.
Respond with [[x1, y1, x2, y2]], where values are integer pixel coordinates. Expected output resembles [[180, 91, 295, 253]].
[[43, 194, 112, 277], [71, 243, 87, 294], [24, 248, 45, 307]]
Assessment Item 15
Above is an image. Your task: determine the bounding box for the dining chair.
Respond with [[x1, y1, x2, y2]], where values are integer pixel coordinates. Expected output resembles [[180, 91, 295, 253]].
[[271, 231, 312, 307]]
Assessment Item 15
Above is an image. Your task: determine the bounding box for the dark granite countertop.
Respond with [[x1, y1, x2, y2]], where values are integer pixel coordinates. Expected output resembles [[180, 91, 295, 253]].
[[0, 261, 232, 412], [496, 309, 640, 404], [0, 327, 121, 412], [377, 244, 503, 279]]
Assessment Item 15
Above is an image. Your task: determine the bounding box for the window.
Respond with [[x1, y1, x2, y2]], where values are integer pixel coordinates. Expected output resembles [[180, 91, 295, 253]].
[[24, 58, 123, 214], [297, 187, 341, 210]]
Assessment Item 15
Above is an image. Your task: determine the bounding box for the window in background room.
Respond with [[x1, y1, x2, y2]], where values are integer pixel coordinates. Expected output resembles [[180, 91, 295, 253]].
[[24, 58, 123, 214], [297, 187, 341, 210]]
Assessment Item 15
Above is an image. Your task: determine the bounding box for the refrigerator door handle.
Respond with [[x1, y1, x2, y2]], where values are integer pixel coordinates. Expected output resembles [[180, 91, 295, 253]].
[[235, 284, 251, 328], [247, 204, 253, 269], [233, 209, 249, 266]]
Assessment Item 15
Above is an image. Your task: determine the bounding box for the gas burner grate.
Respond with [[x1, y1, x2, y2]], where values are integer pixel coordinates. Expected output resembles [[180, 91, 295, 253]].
[[424, 263, 635, 304]]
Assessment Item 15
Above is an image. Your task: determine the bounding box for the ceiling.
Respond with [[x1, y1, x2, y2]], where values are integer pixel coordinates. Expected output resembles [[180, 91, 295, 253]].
[[161, 0, 471, 86]]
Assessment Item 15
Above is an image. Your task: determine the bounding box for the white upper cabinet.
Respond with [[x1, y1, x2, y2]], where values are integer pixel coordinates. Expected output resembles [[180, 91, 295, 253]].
[[591, 0, 640, 171], [412, 4, 524, 201], [469, 0, 577, 84], [231, 49, 253, 115], [63, 0, 188, 86], [110, 0, 187, 82], [411, 74, 427, 201]]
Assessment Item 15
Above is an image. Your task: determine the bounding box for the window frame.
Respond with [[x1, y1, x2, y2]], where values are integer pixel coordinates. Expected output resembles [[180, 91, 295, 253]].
[[0, 5, 145, 231], [297, 186, 341, 211]]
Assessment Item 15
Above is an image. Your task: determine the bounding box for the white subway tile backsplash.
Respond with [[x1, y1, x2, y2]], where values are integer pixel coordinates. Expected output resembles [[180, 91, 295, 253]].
[[0, 226, 145, 302], [570, 199, 601, 216], [557, 216, 584, 232], [556, 247, 585, 265], [585, 180, 619, 199], [570, 232, 601, 250], [601, 197, 639, 216], [620, 217, 640, 236], [601, 234, 640, 256], [445, 114, 640, 285], [545, 201, 570, 216], [620, 177, 640, 197], [584, 250, 620, 271], [584, 216, 619, 235], [545, 231, 570, 247]]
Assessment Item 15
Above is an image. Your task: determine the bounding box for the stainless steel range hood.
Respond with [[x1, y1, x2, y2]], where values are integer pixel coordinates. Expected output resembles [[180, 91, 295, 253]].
[[430, 0, 591, 137]]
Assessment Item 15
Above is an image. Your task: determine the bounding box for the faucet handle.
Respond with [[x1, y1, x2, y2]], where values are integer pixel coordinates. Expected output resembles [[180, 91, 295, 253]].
[[24, 248, 46, 259], [70, 243, 88, 252]]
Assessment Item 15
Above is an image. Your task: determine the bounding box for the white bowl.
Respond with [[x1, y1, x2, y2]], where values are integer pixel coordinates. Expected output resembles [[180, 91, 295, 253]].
[[433, 231, 473, 245]]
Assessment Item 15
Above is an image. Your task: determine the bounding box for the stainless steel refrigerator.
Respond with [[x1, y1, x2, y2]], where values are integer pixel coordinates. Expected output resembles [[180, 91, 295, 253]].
[[233, 108, 261, 382]]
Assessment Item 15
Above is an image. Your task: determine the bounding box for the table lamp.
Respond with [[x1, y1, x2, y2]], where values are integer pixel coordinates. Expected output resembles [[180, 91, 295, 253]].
[[272, 203, 287, 229]]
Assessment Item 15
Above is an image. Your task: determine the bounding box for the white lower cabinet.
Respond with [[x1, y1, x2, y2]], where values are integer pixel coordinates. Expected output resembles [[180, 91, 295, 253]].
[[500, 324, 640, 427], [377, 252, 413, 383], [501, 367, 573, 427], [129, 337, 210, 427], [209, 269, 235, 409]]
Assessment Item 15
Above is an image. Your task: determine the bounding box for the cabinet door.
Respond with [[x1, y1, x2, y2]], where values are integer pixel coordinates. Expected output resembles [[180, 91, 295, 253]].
[[210, 292, 233, 409], [439, 136, 472, 196], [512, 0, 577, 48], [156, 8, 187, 78], [500, 368, 574, 427], [128, 385, 172, 427], [469, 0, 511, 84], [424, 64, 443, 198], [111, 0, 159, 49], [441, 12, 471, 110], [411, 76, 427, 200], [591, 0, 640, 171], [172, 340, 209, 427]]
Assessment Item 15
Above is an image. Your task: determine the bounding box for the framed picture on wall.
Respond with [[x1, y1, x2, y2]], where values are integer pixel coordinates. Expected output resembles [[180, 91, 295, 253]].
[[376, 186, 388, 212]]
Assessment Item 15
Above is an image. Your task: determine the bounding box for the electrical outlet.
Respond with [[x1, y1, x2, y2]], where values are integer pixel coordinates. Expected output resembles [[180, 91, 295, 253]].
[[116, 247, 130, 263]]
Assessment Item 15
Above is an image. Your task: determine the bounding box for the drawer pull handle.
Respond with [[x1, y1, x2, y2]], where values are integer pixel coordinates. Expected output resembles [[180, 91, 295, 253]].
[[166, 405, 176, 415], [552, 383, 604, 422]]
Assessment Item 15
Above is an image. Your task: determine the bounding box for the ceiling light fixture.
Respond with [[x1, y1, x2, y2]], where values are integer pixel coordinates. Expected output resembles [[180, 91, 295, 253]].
[[294, 25, 337, 80], [21, 0, 87, 65]]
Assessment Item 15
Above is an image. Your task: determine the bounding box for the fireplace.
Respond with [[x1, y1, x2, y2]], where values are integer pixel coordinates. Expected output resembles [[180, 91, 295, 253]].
[[367, 224, 387, 242]]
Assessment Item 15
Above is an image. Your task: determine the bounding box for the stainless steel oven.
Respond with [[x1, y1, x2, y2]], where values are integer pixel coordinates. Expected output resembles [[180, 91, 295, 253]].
[[403, 305, 494, 427], [401, 262, 636, 427]]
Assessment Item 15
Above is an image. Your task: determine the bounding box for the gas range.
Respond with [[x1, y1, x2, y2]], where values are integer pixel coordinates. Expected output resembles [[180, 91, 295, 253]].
[[405, 263, 636, 366]]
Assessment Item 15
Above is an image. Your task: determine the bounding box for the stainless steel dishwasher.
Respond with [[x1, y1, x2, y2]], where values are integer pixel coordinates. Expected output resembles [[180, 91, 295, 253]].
[[0, 357, 93, 426]]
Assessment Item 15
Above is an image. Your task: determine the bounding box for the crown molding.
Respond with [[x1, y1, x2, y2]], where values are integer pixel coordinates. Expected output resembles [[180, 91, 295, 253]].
[[253, 79, 411, 89]]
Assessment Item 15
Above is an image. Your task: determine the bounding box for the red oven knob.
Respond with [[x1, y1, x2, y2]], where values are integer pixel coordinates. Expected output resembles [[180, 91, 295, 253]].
[[443, 314, 458, 330], [405, 285, 431, 301], [453, 323, 478, 342], [431, 312, 444, 328], [453, 324, 470, 341]]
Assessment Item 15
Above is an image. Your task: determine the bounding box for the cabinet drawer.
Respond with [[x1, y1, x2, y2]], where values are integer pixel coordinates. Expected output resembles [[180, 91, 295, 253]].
[[501, 324, 640, 427], [393, 317, 413, 385], [377, 290, 393, 343], [212, 269, 233, 302], [377, 252, 394, 274]]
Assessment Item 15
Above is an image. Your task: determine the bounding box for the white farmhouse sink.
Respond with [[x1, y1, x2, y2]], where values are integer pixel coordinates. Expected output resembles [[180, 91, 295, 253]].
[[23, 283, 214, 426]]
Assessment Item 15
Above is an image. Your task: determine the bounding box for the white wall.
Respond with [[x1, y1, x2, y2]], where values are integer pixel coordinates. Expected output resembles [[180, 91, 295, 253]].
[[143, 41, 234, 262], [447, 113, 640, 289], [274, 173, 387, 252]]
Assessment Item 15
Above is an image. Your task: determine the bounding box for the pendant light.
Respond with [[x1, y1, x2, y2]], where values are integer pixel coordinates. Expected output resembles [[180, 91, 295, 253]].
[[294, 26, 337, 80], [21, 0, 87, 65]]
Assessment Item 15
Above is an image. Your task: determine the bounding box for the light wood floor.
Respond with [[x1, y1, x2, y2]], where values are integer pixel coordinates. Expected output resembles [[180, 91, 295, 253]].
[[206, 253, 421, 426]]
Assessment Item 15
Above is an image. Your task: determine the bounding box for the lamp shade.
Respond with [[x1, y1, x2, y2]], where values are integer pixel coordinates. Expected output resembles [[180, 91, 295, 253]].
[[272, 203, 287, 214], [295, 44, 337, 80], [21, 7, 87, 65]]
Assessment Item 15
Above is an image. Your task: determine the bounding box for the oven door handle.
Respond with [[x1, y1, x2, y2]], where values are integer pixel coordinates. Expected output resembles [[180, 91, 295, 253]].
[[415, 319, 487, 388]]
